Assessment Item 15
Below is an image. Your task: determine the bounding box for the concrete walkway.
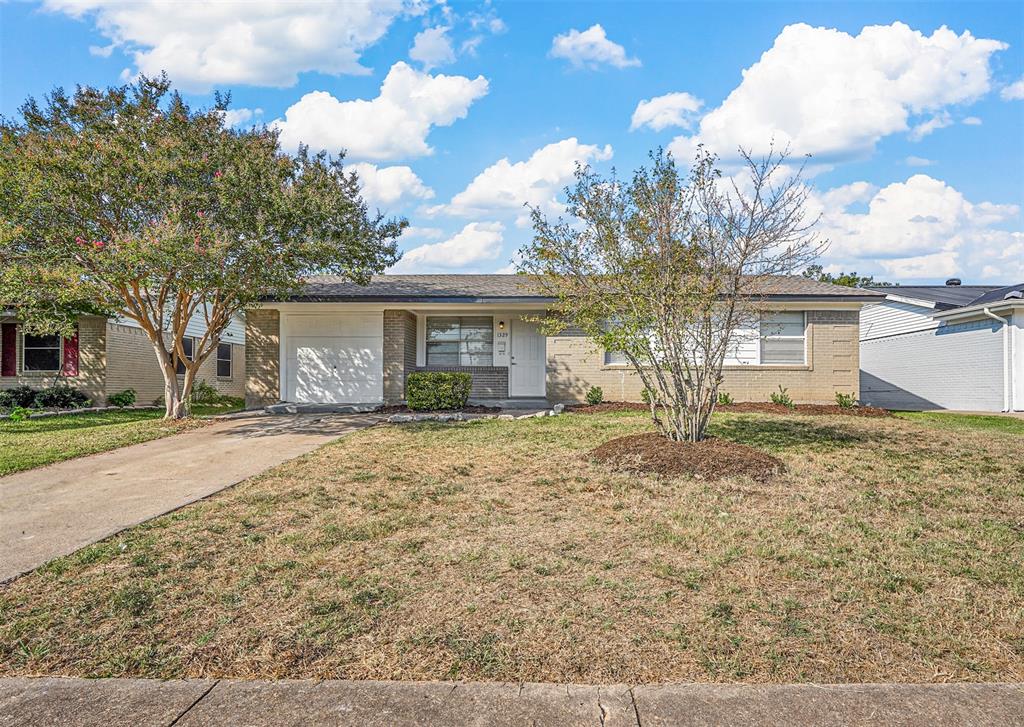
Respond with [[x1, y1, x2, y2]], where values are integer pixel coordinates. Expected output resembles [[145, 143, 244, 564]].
[[0, 678, 1020, 726], [0, 413, 379, 582]]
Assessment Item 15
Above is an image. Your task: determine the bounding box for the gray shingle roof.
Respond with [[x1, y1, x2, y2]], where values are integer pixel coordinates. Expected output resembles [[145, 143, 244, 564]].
[[963, 283, 1024, 307], [869, 284, 1024, 310], [867, 285, 1002, 309], [277, 274, 885, 302]]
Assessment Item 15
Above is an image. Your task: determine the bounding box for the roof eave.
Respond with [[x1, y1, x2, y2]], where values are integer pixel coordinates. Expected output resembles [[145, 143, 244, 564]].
[[934, 299, 1024, 320]]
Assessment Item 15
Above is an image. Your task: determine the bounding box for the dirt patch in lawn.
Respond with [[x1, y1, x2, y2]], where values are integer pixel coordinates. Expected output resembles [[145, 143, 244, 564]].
[[589, 433, 784, 482], [568, 401, 890, 417]]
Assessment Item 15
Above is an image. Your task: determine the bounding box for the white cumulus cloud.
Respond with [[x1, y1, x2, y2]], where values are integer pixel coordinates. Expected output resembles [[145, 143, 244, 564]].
[[904, 156, 935, 167], [630, 92, 703, 131], [390, 221, 505, 272], [1001, 75, 1024, 101], [409, 25, 455, 70], [813, 174, 1021, 281], [349, 163, 434, 208], [272, 61, 489, 160], [218, 107, 262, 128], [667, 22, 1006, 167], [43, 0, 420, 91], [550, 24, 640, 70], [431, 138, 614, 226]]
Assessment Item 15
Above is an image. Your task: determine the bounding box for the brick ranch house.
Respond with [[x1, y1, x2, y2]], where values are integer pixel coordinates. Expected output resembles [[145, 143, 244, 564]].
[[245, 275, 884, 408], [1, 312, 246, 406]]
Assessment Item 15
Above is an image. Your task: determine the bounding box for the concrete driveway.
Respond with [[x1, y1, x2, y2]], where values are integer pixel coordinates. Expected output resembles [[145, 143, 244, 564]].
[[0, 412, 380, 582]]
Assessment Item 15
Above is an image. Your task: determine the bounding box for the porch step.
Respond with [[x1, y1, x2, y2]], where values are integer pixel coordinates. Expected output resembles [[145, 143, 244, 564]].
[[264, 403, 381, 415], [470, 398, 552, 410]]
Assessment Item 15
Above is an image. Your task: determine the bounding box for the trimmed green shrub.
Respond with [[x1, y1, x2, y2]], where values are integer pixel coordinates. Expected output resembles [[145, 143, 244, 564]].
[[5, 385, 38, 408], [769, 385, 795, 409], [835, 392, 857, 409], [717, 391, 734, 405], [406, 371, 472, 411], [108, 389, 137, 408], [0, 390, 14, 411], [640, 387, 653, 404], [33, 385, 90, 409], [191, 379, 220, 404], [585, 386, 604, 405]]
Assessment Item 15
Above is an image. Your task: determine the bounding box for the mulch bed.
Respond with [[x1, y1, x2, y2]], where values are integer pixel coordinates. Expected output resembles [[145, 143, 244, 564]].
[[567, 401, 890, 417], [589, 433, 785, 482], [376, 404, 502, 414]]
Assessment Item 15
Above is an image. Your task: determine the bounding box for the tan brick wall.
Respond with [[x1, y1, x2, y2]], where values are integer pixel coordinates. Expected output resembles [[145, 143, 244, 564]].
[[383, 309, 417, 403], [0, 315, 107, 404], [105, 322, 245, 405], [546, 310, 861, 404], [412, 366, 509, 399], [245, 308, 280, 409]]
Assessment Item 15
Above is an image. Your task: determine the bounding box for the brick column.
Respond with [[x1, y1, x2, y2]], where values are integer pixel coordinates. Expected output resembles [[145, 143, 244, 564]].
[[383, 310, 416, 404], [245, 309, 280, 409]]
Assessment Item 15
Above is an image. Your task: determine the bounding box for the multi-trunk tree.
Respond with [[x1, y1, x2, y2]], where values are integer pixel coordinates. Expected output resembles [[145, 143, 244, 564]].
[[0, 76, 404, 418], [519, 147, 824, 442]]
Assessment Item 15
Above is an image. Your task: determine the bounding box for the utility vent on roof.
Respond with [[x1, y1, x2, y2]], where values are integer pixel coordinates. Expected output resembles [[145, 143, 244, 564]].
[[945, 278, 961, 286], [1005, 290, 1023, 300]]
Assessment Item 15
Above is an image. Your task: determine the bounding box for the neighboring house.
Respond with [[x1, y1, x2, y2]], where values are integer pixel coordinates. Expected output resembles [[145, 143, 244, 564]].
[[0, 311, 246, 406], [245, 274, 882, 408], [860, 280, 1024, 412]]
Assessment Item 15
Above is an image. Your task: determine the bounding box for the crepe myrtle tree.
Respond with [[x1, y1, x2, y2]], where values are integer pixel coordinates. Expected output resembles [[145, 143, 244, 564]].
[[0, 76, 404, 418], [518, 147, 824, 442]]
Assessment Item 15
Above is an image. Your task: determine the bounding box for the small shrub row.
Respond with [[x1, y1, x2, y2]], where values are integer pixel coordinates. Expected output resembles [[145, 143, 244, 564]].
[[406, 371, 472, 411], [108, 389, 137, 408], [0, 384, 91, 411]]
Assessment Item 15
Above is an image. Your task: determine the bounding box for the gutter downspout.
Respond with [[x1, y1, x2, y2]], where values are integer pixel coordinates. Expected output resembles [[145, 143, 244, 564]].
[[983, 307, 1011, 412]]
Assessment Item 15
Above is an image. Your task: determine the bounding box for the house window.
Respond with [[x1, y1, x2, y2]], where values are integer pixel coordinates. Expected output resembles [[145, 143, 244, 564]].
[[216, 342, 232, 378], [175, 336, 195, 375], [426, 316, 493, 366], [604, 349, 627, 366], [23, 333, 62, 371], [760, 312, 806, 364]]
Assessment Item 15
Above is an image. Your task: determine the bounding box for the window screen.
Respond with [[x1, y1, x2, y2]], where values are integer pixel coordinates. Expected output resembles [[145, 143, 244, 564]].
[[23, 333, 61, 371], [176, 337, 195, 375], [604, 349, 627, 365], [216, 342, 232, 378], [760, 312, 806, 364], [426, 317, 493, 366]]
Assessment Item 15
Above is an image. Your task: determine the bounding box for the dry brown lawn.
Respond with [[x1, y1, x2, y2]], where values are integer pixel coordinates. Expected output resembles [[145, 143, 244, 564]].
[[1, 411, 1022, 683]]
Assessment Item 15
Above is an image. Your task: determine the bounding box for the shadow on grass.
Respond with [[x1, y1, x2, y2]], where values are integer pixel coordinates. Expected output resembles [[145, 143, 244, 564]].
[[708, 415, 876, 452], [0, 409, 163, 436]]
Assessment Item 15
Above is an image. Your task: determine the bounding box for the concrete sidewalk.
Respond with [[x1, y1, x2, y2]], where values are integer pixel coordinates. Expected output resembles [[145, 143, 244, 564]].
[[1, 678, 1021, 726], [0, 413, 379, 582]]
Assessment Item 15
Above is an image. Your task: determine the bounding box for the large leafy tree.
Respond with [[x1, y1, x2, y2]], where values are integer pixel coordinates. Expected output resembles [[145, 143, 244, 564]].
[[0, 76, 403, 418], [801, 264, 896, 289], [519, 147, 823, 442]]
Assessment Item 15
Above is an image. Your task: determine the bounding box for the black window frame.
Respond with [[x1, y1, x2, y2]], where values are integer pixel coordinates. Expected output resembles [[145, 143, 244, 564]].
[[175, 336, 195, 375], [216, 342, 232, 378], [23, 333, 62, 372]]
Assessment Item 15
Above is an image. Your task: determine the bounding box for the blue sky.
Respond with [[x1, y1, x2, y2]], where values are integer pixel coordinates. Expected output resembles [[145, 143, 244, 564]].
[[2, 0, 1022, 283]]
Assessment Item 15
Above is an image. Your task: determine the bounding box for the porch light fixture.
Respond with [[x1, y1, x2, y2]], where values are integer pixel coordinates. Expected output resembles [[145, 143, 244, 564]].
[[498, 320, 505, 330]]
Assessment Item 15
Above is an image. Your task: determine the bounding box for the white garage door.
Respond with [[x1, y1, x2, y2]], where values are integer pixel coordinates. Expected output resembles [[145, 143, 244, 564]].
[[285, 313, 383, 403]]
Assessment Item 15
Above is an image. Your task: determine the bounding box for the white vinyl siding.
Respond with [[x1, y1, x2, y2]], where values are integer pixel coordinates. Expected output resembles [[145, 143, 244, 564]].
[[601, 315, 806, 367], [860, 300, 940, 341]]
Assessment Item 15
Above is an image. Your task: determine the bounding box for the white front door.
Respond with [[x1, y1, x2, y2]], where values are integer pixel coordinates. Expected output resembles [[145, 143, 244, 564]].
[[509, 317, 546, 397]]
